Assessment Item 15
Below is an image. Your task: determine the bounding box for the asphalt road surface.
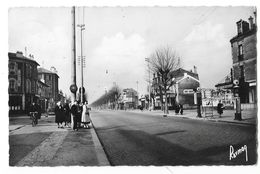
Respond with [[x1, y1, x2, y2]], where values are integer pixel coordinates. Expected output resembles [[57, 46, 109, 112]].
[[91, 110, 257, 166]]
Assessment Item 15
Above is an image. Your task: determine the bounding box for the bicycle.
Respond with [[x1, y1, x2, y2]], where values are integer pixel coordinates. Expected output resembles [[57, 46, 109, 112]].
[[29, 111, 38, 127]]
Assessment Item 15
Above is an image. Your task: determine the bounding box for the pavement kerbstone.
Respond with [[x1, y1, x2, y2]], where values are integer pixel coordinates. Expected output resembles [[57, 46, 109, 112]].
[[119, 109, 257, 126]]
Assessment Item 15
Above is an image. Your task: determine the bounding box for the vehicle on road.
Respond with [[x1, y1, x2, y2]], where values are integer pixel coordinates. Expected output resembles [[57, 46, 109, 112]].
[[29, 111, 38, 127]]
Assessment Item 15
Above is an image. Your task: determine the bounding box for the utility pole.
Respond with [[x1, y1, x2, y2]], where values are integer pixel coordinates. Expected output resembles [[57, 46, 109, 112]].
[[70, 6, 77, 102], [77, 24, 85, 104], [145, 58, 151, 110]]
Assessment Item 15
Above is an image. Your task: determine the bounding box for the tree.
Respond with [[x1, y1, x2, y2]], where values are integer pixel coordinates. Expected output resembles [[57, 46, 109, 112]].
[[91, 83, 121, 109], [149, 46, 180, 114]]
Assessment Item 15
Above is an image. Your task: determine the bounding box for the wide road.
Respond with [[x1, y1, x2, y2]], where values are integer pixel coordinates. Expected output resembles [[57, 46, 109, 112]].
[[91, 110, 257, 166]]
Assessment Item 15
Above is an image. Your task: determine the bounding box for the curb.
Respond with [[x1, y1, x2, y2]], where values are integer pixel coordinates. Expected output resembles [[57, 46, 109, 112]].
[[90, 122, 111, 166], [126, 110, 256, 126], [208, 119, 256, 126]]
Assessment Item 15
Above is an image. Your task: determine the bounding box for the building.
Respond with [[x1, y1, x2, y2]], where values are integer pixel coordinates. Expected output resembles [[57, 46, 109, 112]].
[[8, 51, 39, 114], [230, 14, 257, 108], [38, 67, 59, 111], [214, 70, 235, 107], [152, 67, 200, 109], [36, 79, 49, 113], [118, 88, 138, 109]]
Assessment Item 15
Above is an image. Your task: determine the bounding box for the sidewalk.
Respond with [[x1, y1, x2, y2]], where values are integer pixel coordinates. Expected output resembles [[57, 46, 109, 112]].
[[9, 115, 110, 166], [128, 108, 257, 126]]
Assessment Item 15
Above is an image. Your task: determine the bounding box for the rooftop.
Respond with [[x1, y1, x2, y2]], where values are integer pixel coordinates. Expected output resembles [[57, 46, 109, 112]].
[[8, 52, 40, 66]]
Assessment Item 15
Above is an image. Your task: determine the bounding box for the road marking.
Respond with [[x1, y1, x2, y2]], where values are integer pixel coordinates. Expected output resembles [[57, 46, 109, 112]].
[[16, 130, 68, 166], [90, 128, 110, 166]]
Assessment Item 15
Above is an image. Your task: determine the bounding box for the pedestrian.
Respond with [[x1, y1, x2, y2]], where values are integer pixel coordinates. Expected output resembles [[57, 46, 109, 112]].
[[70, 100, 78, 131], [175, 104, 180, 115], [217, 100, 225, 118], [35, 102, 42, 119], [179, 104, 183, 115], [63, 102, 71, 128], [77, 101, 83, 128], [81, 101, 91, 129], [55, 101, 64, 128], [28, 102, 38, 125]]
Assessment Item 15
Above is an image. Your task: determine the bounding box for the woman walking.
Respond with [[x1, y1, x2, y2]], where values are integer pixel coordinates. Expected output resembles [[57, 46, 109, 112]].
[[55, 101, 64, 128], [81, 101, 91, 129], [63, 102, 71, 128]]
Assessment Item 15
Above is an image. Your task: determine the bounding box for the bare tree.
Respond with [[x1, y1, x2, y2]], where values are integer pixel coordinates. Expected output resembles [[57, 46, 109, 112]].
[[149, 46, 180, 114]]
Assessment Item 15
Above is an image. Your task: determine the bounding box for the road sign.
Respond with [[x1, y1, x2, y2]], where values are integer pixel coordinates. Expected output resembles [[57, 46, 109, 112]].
[[70, 84, 78, 93], [79, 87, 85, 94]]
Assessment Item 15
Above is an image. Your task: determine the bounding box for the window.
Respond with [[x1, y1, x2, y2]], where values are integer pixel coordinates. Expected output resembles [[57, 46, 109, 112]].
[[238, 44, 243, 61], [9, 63, 15, 70], [238, 45, 243, 56], [9, 79, 15, 90], [237, 22, 242, 34]]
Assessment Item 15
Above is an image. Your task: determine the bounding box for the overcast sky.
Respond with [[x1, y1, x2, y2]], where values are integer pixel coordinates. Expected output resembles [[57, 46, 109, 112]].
[[8, 6, 255, 102]]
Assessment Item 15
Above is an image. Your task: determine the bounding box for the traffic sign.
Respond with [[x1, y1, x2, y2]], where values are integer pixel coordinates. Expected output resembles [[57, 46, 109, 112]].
[[70, 84, 78, 93], [79, 87, 85, 94]]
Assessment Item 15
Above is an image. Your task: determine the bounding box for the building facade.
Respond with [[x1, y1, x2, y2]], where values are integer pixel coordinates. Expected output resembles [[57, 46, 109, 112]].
[[118, 88, 138, 109], [230, 15, 257, 107], [152, 67, 200, 109], [37, 67, 59, 111], [8, 51, 39, 114], [214, 71, 235, 108], [36, 79, 49, 113]]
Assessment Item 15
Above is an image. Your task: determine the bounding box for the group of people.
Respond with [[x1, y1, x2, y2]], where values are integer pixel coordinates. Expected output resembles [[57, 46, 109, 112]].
[[55, 100, 91, 131]]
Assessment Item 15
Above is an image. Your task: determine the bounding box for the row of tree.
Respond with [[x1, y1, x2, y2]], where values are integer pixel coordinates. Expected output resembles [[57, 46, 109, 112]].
[[91, 84, 121, 108]]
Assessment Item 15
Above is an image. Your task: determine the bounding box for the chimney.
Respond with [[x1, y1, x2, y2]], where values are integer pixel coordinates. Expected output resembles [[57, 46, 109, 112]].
[[16, 51, 23, 58], [248, 16, 254, 30], [193, 65, 197, 74]]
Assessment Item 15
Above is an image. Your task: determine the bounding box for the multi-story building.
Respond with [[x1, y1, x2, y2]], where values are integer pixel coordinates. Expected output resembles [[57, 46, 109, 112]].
[[152, 67, 200, 109], [37, 67, 59, 111], [118, 88, 138, 109], [230, 14, 257, 108], [8, 51, 39, 114]]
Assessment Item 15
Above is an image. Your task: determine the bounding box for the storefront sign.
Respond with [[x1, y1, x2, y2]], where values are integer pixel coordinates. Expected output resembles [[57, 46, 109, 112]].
[[183, 89, 194, 94]]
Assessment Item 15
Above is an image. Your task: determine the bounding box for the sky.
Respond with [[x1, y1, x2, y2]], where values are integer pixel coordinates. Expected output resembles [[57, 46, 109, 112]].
[[8, 6, 256, 103]]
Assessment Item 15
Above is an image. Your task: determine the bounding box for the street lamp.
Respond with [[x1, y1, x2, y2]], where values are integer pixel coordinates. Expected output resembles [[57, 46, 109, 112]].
[[193, 87, 202, 118], [145, 58, 151, 111], [77, 24, 85, 104], [233, 80, 242, 120]]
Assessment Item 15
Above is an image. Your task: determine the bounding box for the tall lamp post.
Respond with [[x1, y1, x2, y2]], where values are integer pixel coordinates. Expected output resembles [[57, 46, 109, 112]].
[[193, 87, 202, 118], [233, 80, 242, 120], [70, 6, 78, 101], [145, 58, 151, 110], [77, 24, 85, 104]]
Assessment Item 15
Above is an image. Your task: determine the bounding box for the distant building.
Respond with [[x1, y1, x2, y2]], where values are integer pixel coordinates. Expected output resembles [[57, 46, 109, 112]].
[[230, 14, 257, 108], [118, 88, 138, 109], [215, 70, 234, 107], [8, 51, 39, 114], [38, 67, 59, 111], [152, 67, 200, 109], [36, 79, 49, 113]]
